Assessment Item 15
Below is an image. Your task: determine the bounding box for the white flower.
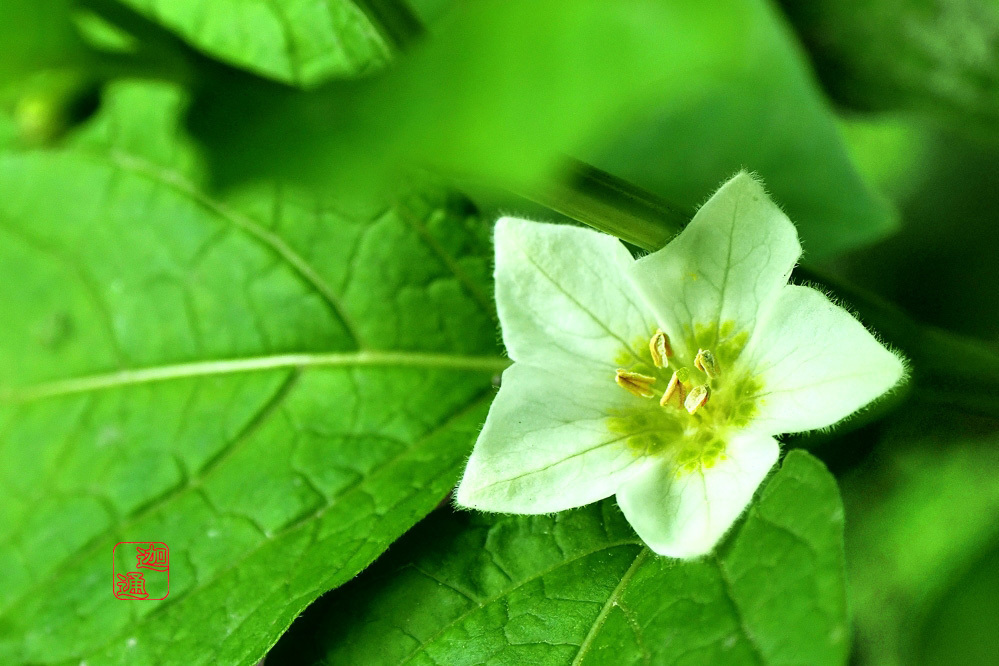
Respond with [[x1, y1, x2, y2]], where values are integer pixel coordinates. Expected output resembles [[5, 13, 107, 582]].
[[456, 172, 905, 558]]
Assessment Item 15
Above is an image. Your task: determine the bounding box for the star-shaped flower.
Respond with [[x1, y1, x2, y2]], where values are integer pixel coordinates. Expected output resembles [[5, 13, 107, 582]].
[[456, 172, 905, 558]]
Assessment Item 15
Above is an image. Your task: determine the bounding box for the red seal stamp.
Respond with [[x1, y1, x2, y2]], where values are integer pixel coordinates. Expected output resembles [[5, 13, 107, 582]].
[[113, 542, 169, 600]]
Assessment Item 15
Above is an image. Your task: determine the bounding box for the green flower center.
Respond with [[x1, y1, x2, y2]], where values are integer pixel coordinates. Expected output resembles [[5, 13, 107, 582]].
[[607, 320, 762, 474]]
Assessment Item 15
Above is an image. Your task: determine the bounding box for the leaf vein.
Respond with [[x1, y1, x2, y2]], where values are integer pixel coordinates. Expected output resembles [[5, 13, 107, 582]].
[[570, 547, 650, 665], [1, 351, 509, 403]]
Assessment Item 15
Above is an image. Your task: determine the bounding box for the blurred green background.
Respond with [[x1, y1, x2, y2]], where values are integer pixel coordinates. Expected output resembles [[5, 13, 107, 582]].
[[2, 0, 999, 664]]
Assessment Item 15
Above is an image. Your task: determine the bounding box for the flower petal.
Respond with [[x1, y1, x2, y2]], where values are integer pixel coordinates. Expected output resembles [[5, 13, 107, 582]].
[[628, 172, 801, 361], [494, 217, 658, 376], [456, 363, 651, 514], [616, 433, 779, 558], [743, 285, 905, 434]]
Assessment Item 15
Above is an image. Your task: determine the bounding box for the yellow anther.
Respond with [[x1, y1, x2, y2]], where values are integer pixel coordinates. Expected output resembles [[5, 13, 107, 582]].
[[684, 385, 710, 414], [615, 369, 657, 398], [649, 329, 673, 368], [659, 371, 686, 408], [694, 349, 720, 378]]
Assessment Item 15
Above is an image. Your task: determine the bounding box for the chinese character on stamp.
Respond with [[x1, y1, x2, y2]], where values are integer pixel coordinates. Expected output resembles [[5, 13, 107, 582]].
[[113, 542, 169, 600]]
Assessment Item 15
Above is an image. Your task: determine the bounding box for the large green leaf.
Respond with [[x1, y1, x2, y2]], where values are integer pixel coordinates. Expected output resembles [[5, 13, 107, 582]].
[[582, 0, 896, 259], [271, 451, 849, 665], [184, 0, 892, 260], [185, 0, 741, 194], [112, 0, 412, 84], [0, 147, 504, 664]]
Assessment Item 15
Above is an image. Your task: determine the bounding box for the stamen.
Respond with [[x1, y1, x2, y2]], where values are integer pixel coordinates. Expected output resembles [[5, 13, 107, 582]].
[[659, 371, 686, 408], [615, 369, 657, 398], [694, 349, 720, 378], [649, 329, 673, 368], [684, 385, 710, 414]]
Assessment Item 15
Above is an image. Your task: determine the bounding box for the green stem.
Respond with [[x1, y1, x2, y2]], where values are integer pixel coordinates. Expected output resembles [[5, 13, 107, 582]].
[[521, 158, 689, 250]]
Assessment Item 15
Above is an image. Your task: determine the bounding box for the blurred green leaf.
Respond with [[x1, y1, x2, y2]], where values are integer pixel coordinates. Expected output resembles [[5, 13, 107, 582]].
[[838, 130, 999, 340], [271, 451, 848, 666], [404, 0, 455, 27], [74, 8, 142, 54], [186, 0, 893, 260], [109, 0, 413, 84], [843, 404, 999, 666], [0, 0, 83, 82], [838, 114, 931, 202], [68, 79, 204, 178], [583, 0, 896, 259], [914, 540, 999, 666], [0, 142, 505, 663], [0, 1, 95, 145], [186, 0, 741, 192], [0, 110, 16, 149], [780, 0, 999, 137]]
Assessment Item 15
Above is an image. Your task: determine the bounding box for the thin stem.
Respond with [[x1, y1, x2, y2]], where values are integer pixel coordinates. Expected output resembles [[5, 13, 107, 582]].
[[520, 158, 690, 250]]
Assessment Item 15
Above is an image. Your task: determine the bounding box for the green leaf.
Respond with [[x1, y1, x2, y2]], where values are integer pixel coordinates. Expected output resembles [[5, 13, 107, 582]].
[[914, 542, 999, 666], [843, 404, 999, 666], [0, 0, 83, 82], [68, 79, 205, 178], [781, 0, 999, 138], [582, 0, 896, 258], [838, 115, 931, 202], [111, 0, 414, 84], [186, 0, 742, 193], [270, 451, 849, 665], [0, 110, 16, 149], [0, 147, 505, 664]]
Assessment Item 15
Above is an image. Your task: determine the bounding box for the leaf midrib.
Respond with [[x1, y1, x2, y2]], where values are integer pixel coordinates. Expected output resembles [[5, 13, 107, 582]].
[[0, 149, 508, 405], [1, 350, 510, 403], [571, 547, 650, 665]]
